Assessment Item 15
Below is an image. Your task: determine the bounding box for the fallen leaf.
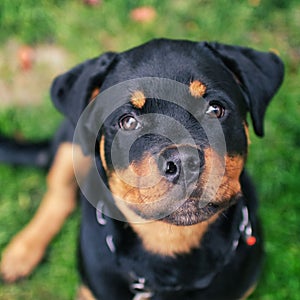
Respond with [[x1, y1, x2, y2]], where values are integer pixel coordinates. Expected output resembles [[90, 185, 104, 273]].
[[130, 6, 157, 23]]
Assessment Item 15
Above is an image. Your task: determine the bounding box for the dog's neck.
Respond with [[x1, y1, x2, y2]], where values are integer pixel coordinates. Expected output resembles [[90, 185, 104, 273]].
[[129, 214, 220, 257]]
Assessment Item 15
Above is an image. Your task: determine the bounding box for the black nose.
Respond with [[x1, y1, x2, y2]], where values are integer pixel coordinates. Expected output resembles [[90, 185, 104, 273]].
[[159, 146, 203, 184]]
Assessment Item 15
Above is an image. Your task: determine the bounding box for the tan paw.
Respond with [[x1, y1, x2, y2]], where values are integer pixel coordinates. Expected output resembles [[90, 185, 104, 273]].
[[0, 231, 46, 283], [77, 285, 96, 300]]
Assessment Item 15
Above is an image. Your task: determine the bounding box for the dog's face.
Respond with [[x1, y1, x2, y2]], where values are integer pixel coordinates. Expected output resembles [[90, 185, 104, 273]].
[[99, 94, 245, 225], [51, 39, 284, 226]]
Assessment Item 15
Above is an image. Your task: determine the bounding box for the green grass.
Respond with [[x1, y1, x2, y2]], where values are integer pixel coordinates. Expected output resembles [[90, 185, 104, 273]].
[[0, 0, 299, 299]]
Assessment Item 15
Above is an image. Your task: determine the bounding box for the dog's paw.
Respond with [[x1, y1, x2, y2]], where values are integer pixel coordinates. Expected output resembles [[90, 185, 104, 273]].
[[76, 285, 96, 300], [0, 231, 46, 283]]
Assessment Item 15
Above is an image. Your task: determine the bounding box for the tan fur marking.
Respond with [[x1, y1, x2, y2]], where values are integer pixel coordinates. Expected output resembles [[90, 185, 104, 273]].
[[201, 148, 244, 203], [244, 122, 251, 145], [189, 80, 207, 98], [90, 87, 100, 101], [130, 90, 146, 109], [0, 143, 89, 282], [130, 214, 219, 256], [99, 135, 108, 172], [217, 154, 244, 200], [108, 154, 172, 205], [77, 285, 97, 300], [240, 283, 257, 299]]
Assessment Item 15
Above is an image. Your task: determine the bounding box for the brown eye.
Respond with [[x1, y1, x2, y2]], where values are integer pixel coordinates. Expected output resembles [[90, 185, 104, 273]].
[[119, 115, 141, 131], [206, 102, 225, 118]]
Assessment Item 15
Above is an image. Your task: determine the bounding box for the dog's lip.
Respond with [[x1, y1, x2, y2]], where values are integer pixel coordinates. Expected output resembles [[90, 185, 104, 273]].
[[174, 197, 221, 215], [180, 194, 238, 216], [185, 197, 221, 212], [162, 197, 222, 225]]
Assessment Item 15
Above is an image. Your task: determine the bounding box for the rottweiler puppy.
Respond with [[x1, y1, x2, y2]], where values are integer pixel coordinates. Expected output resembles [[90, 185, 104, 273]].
[[1, 39, 284, 299]]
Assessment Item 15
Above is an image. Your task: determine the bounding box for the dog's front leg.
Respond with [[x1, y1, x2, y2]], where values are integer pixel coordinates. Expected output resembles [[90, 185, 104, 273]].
[[0, 142, 82, 282]]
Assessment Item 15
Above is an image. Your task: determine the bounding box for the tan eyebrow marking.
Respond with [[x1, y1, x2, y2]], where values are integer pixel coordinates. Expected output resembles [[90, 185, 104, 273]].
[[130, 90, 146, 109], [90, 87, 100, 101], [189, 80, 207, 98]]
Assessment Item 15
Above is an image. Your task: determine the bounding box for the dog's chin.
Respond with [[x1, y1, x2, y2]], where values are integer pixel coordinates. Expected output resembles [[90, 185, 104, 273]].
[[161, 199, 221, 226], [126, 195, 238, 226], [128, 198, 222, 226]]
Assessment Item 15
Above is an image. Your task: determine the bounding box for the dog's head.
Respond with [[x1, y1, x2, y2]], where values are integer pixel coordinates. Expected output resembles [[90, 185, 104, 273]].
[[51, 39, 284, 226]]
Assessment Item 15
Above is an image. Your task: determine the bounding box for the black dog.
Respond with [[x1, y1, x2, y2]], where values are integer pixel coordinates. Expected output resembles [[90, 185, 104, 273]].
[[1, 39, 284, 299]]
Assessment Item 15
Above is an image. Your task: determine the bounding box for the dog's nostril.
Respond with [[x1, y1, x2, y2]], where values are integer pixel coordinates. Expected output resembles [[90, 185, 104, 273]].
[[165, 161, 178, 175], [163, 160, 180, 183]]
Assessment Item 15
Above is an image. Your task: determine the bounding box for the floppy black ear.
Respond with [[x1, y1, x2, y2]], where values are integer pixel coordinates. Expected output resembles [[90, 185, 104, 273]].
[[50, 52, 117, 125], [205, 42, 284, 136]]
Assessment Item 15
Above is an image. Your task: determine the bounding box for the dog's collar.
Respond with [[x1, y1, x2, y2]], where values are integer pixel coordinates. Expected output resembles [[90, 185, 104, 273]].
[[239, 205, 257, 247], [95, 202, 256, 298]]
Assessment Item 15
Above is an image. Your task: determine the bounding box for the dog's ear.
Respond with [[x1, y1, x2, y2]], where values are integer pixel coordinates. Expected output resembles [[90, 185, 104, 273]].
[[205, 42, 284, 136], [50, 52, 117, 125]]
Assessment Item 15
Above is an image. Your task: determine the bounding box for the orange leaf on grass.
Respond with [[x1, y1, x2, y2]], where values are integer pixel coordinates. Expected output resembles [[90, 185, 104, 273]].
[[130, 6, 157, 23], [18, 46, 35, 71]]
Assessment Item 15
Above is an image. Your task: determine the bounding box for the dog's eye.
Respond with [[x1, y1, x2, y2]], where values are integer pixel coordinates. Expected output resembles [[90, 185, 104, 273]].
[[206, 102, 225, 118], [119, 115, 141, 131]]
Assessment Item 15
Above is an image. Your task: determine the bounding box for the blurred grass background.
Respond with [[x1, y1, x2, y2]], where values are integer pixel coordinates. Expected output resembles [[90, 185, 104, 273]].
[[0, 0, 299, 299]]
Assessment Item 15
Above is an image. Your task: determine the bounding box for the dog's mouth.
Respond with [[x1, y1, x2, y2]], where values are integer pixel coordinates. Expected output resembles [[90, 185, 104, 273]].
[[125, 190, 238, 226], [162, 196, 239, 226], [112, 178, 240, 226]]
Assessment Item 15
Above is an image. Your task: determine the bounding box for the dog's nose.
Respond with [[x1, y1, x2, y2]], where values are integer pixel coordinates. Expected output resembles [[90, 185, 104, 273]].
[[159, 146, 203, 185]]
